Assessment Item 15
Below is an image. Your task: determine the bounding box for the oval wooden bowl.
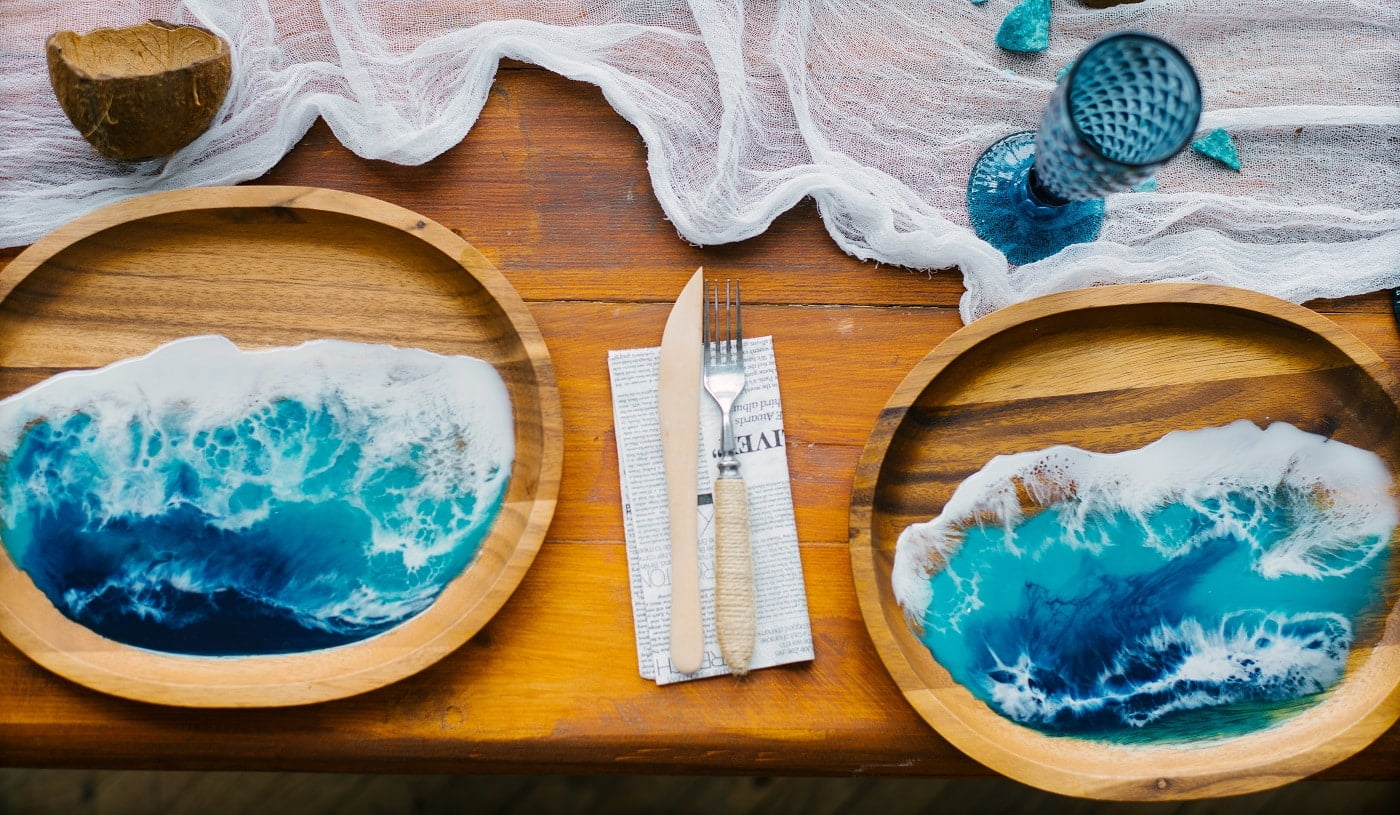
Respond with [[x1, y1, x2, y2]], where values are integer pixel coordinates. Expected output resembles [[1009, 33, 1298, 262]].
[[46, 21, 232, 160], [849, 283, 1400, 800], [0, 186, 562, 707]]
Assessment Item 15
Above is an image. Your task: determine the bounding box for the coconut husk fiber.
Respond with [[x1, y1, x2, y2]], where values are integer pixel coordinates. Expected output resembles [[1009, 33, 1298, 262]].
[[46, 20, 231, 161]]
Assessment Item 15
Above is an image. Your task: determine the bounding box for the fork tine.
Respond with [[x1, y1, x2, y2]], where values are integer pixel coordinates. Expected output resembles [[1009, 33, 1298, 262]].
[[734, 280, 743, 363], [713, 281, 721, 352], [723, 280, 732, 358]]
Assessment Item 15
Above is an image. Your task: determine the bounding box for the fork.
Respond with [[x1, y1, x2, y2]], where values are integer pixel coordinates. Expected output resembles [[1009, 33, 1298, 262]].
[[703, 279, 754, 676]]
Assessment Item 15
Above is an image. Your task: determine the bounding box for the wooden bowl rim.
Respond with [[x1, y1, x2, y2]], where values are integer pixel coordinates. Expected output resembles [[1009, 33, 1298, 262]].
[[0, 186, 563, 707], [848, 282, 1400, 800]]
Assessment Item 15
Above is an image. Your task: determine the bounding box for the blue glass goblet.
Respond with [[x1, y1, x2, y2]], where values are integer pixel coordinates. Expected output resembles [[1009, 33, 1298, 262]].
[[967, 31, 1202, 265]]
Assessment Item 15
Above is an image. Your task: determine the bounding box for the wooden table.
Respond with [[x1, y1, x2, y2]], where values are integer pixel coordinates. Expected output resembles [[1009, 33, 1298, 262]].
[[1, 62, 1396, 780]]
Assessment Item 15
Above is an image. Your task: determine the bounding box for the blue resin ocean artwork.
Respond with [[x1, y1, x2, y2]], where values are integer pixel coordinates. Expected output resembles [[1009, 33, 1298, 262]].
[[0, 336, 514, 657], [892, 421, 1396, 742]]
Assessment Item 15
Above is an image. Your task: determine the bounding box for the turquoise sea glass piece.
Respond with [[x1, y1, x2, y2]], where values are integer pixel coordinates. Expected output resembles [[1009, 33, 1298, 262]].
[[1192, 128, 1242, 170], [995, 0, 1051, 53]]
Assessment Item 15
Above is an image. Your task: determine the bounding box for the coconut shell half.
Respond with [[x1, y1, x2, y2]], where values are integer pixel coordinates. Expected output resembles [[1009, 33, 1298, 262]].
[[47, 20, 232, 161]]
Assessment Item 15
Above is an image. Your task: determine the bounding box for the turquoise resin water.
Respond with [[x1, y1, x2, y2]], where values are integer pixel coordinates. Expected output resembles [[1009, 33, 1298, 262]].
[[893, 422, 1395, 741], [0, 336, 514, 657]]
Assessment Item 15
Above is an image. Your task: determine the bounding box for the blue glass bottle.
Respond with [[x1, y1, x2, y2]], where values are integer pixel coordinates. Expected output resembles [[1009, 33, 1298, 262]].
[[967, 32, 1202, 265]]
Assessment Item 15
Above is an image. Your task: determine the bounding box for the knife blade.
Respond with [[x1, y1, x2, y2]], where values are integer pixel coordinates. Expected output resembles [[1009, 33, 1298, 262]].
[[660, 266, 705, 674]]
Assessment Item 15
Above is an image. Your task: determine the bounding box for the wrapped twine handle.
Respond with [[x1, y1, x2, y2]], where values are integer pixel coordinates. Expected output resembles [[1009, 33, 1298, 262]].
[[714, 475, 755, 675]]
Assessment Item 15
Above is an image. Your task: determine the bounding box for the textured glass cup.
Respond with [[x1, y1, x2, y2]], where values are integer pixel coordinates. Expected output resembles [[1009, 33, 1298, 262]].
[[967, 32, 1202, 265]]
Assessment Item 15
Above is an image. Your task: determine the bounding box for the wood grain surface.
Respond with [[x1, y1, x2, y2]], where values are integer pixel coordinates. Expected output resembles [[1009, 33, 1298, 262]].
[[849, 284, 1400, 799], [0, 186, 562, 707], [1, 62, 1397, 783]]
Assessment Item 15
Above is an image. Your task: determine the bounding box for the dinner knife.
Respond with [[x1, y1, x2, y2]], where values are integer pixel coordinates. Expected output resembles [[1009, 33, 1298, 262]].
[[660, 266, 705, 674]]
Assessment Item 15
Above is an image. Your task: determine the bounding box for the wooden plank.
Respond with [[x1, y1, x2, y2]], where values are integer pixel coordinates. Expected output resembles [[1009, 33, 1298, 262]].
[[0, 539, 1393, 776], [534, 302, 1399, 546], [0, 541, 983, 776], [253, 66, 950, 308], [0, 296, 1395, 776], [535, 300, 963, 542]]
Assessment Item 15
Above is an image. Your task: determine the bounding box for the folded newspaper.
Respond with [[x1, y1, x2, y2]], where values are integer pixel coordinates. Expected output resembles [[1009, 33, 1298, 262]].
[[608, 336, 814, 684]]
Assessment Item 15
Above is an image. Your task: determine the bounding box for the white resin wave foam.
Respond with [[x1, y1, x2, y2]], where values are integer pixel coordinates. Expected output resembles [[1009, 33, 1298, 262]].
[[0, 335, 514, 568], [986, 610, 1353, 729], [893, 421, 1397, 621]]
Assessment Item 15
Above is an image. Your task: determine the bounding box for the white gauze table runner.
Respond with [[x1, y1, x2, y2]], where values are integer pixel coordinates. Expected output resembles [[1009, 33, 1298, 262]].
[[2, 1, 1396, 322]]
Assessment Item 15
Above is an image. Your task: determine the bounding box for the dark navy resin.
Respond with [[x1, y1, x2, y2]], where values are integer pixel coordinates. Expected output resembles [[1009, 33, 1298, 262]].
[[919, 495, 1389, 740], [0, 338, 513, 657]]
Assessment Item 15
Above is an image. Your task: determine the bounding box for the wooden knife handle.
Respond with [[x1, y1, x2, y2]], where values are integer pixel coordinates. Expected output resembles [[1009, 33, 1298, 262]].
[[713, 475, 755, 676], [669, 549, 703, 674]]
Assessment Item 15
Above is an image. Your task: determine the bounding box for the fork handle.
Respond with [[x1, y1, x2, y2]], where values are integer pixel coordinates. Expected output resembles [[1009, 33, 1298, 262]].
[[714, 473, 755, 676]]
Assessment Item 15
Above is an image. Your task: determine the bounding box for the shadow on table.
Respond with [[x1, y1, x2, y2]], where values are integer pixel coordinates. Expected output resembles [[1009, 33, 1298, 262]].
[[2, 771, 1397, 815]]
